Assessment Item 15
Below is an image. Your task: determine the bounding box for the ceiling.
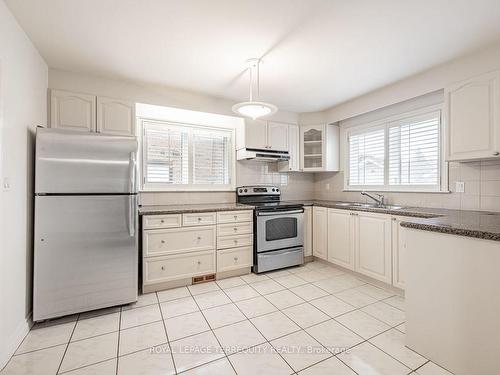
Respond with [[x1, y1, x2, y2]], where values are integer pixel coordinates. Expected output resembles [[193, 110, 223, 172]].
[[6, 0, 500, 113]]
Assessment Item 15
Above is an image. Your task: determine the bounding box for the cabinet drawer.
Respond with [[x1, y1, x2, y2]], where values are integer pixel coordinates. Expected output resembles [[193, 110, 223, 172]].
[[217, 247, 253, 272], [144, 250, 215, 285], [217, 210, 253, 224], [183, 212, 217, 226], [217, 234, 253, 250], [143, 214, 181, 230], [144, 226, 215, 257], [217, 222, 253, 237]]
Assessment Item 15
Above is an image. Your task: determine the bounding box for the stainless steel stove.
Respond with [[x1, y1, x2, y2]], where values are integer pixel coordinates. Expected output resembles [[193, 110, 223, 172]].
[[237, 186, 304, 273]]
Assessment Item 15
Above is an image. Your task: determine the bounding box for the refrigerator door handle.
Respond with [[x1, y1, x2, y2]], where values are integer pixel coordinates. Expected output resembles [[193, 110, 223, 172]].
[[129, 152, 137, 193], [128, 195, 137, 237]]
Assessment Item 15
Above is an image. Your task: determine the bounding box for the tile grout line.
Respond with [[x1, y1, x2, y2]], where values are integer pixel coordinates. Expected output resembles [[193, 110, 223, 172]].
[[155, 291, 178, 375], [56, 313, 80, 374], [115, 306, 122, 375], [186, 283, 238, 375], [217, 281, 298, 374]]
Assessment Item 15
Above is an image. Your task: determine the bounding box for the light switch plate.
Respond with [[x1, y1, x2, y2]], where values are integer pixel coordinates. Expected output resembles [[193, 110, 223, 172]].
[[455, 181, 465, 193]]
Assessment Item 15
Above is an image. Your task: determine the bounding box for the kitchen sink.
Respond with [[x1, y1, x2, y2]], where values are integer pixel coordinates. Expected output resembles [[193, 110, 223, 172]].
[[334, 202, 406, 210]]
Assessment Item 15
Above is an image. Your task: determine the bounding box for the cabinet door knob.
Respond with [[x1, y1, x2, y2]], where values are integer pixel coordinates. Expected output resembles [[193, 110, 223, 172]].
[[197, 261, 201, 265], [494, 152, 499, 156], [161, 240, 165, 244], [198, 217, 202, 221], [197, 236, 201, 240], [233, 215, 237, 220], [160, 220, 164, 223], [234, 257, 238, 261], [161, 266, 165, 271], [233, 227, 238, 231]]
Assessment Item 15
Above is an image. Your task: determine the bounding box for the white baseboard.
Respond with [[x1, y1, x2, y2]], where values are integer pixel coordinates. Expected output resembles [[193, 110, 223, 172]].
[[0, 314, 33, 371]]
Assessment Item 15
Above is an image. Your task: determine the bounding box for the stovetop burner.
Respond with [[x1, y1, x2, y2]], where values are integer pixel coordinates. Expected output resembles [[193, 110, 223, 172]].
[[236, 185, 303, 211]]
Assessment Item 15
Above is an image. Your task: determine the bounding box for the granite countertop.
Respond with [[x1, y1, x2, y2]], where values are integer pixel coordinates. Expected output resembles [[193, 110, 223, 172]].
[[139, 199, 500, 241], [287, 200, 500, 241], [139, 203, 254, 215]]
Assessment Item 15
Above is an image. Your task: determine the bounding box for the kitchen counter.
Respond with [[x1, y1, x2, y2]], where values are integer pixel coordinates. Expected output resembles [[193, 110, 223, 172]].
[[139, 200, 500, 241], [288, 200, 500, 241], [139, 203, 254, 215]]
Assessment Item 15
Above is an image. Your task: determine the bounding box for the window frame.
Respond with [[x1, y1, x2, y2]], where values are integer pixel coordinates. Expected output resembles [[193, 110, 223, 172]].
[[344, 105, 448, 193], [139, 118, 236, 192]]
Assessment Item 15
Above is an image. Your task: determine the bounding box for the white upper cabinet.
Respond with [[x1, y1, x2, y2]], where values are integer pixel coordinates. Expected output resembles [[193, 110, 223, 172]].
[[278, 124, 300, 172], [237, 119, 289, 151], [50, 90, 96, 132], [97, 96, 136, 136], [300, 124, 340, 172], [327, 209, 354, 270], [445, 70, 500, 161], [354, 211, 392, 284], [50, 90, 136, 136], [267, 121, 288, 151], [240, 119, 268, 149]]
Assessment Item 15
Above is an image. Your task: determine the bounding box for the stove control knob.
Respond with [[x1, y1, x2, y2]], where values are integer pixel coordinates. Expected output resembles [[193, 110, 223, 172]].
[[272, 188, 275, 192], [239, 189, 243, 193], [244, 189, 248, 192], [276, 188, 279, 192]]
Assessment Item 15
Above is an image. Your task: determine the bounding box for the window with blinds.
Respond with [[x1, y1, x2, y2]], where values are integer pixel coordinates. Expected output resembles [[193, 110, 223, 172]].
[[348, 128, 385, 186], [388, 112, 440, 186], [142, 120, 234, 190], [346, 109, 443, 191]]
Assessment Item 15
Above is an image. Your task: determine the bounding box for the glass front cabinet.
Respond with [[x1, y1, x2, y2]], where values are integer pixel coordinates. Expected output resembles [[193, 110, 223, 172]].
[[300, 124, 340, 172]]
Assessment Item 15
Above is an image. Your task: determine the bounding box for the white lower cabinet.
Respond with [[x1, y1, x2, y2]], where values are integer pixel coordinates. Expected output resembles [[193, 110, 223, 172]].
[[144, 250, 215, 285], [312, 206, 328, 260], [354, 212, 392, 284], [142, 209, 253, 292], [303, 206, 313, 256], [312, 207, 402, 289], [217, 246, 253, 272], [391, 216, 406, 289], [327, 209, 354, 270]]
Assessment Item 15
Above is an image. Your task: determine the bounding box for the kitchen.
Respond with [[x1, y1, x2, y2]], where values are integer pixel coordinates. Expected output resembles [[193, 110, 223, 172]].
[[1, 1, 500, 375]]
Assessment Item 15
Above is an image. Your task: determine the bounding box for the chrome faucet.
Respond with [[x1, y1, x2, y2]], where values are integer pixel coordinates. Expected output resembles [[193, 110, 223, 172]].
[[361, 191, 385, 207]]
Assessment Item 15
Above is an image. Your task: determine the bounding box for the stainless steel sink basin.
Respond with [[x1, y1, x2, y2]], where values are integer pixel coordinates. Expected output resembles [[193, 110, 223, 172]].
[[334, 202, 406, 210]]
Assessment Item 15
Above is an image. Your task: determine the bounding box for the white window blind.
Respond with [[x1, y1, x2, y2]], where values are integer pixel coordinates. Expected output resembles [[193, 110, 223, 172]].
[[144, 123, 189, 185], [388, 112, 440, 186], [346, 108, 443, 191], [142, 120, 234, 190], [192, 129, 231, 185], [348, 128, 385, 186]]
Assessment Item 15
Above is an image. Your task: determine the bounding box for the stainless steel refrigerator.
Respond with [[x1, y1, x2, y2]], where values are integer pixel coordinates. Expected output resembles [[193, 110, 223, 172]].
[[33, 128, 138, 321]]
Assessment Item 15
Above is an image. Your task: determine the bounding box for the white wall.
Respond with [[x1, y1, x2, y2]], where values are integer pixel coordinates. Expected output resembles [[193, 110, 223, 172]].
[[307, 41, 500, 212], [300, 40, 500, 125], [0, 0, 48, 369], [49, 70, 314, 205], [49, 69, 299, 124]]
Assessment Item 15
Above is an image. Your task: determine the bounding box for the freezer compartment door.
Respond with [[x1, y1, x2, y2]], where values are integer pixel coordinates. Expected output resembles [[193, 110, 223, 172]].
[[34, 195, 138, 321], [35, 128, 138, 194]]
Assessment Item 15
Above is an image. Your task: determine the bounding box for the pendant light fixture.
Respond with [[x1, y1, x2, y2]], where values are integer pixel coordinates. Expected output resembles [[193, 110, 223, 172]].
[[232, 58, 278, 120]]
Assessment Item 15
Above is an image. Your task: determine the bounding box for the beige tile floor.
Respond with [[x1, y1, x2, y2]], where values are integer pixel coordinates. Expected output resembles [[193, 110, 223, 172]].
[[1, 261, 455, 375]]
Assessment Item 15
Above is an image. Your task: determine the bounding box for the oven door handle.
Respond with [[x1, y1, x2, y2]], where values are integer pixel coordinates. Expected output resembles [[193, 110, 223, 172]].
[[256, 209, 304, 216]]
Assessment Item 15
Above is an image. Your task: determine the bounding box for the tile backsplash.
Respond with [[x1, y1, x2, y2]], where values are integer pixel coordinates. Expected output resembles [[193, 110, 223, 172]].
[[314, 160, 500, 212], [139, 160, 315, 206]]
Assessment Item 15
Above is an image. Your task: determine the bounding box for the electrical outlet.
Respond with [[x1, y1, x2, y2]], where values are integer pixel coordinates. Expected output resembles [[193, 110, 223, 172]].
[[455, 181, 465, 193], [3, 177, 11, 191]]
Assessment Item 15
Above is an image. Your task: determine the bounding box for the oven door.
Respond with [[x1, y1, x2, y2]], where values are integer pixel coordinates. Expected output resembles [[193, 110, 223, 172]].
[[256, 209, 304, 253]]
